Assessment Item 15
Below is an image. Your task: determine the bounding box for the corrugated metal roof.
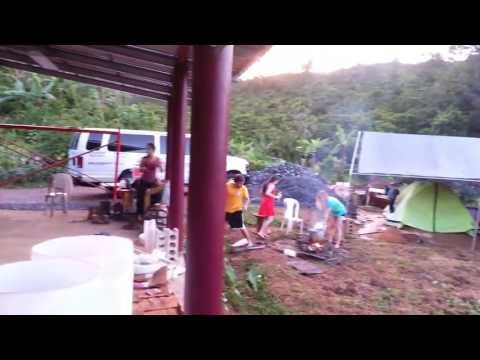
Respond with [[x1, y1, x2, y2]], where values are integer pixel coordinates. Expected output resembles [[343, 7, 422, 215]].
[[0, 45, 271, 102]]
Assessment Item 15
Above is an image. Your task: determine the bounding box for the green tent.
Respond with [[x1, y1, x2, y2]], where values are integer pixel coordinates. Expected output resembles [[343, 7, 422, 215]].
[[385, 181, 474, 233]]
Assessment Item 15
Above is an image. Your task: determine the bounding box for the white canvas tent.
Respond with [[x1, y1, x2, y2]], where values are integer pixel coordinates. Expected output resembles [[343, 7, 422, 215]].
[[349, 131, 480, 250], [350, 131, 480, 181]]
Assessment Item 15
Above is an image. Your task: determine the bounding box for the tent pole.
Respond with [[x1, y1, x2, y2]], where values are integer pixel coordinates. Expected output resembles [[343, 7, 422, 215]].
[[432, 182, 438, 233], [348, 131, 362, 185], [471, 199, 480, 252], [347, 131, 362, 217]]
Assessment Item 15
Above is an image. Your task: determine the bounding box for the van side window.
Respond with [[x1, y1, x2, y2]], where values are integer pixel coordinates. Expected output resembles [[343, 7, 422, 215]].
[[159, 136, 190, 155], [69, 133, 80, 150], [108, 134, 155, 152], [160, 136, 167, 154], [86, 133, 103, 150]]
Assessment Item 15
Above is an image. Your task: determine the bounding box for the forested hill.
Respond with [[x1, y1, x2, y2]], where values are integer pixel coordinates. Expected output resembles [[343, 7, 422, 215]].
[[230, 54, 480, 179], [1, 51, 480, 183]]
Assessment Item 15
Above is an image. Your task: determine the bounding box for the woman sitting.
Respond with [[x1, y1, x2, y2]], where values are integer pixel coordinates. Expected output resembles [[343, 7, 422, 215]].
[[135, 143, 162, 219]]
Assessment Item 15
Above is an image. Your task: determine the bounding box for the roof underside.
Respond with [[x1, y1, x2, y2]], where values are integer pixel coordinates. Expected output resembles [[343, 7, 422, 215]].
[[0, 45, 270, 102]]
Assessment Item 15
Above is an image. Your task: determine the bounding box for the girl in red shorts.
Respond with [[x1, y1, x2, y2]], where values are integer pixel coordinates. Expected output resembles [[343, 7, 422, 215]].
[[256, 175, 282, 239]]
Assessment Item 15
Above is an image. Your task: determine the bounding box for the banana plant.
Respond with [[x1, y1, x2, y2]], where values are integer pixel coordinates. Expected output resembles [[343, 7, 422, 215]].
[[296, 138, 329, 167], [329, 125, 357, 181], [0, 74, 56, 104]]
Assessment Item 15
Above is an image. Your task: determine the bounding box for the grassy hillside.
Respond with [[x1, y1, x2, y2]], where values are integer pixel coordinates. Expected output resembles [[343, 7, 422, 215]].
[[1, 51, 480, 183], [230, 54, 480, 179]]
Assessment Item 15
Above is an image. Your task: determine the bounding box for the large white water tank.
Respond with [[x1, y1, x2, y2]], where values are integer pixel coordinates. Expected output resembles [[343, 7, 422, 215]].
[[0, 259, 104, 315], [31, 235, 134, 315]]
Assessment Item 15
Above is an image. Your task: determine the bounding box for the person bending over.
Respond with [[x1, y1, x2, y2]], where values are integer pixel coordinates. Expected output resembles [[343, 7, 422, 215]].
[[225, 174, 253, 246], [316, 190, 347, 249]]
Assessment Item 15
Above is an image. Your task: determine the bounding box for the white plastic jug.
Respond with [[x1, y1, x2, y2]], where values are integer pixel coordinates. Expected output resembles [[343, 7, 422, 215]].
[[0, 259, 104, 315], [31, 235, 134, 315], [143, 219, 158, 253]]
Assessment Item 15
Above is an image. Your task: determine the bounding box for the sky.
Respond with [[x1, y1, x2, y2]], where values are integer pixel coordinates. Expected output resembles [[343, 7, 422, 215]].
[[240, 45, 466, 80]]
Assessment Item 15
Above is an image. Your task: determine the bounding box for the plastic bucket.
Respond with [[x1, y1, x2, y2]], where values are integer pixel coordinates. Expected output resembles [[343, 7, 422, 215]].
[[0, 259, 104, 315], [31, 236, 134, 315]]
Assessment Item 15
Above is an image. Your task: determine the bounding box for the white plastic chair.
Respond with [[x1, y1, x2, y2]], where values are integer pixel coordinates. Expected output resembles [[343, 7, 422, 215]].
[[280, 198, 304, 235], [45, 173, 74, 217]]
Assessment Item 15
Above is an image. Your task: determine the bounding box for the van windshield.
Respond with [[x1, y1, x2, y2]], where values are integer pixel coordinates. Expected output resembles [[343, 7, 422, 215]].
[[108, 134, 155, 153]]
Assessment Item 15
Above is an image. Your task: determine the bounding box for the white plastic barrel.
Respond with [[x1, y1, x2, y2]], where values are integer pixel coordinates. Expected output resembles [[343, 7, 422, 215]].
[[0, 259, 104, 315], [31, 235, 134, 315]]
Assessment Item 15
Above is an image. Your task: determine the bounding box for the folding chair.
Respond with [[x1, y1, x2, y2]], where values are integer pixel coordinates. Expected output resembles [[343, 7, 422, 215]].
[[45, 173, 74, 217]]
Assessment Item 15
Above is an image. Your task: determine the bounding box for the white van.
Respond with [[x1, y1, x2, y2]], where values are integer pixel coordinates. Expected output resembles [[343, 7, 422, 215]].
[[67, 128, 249, 186]]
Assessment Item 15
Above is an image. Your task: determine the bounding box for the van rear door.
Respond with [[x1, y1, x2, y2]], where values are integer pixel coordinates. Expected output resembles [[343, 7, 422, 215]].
[[82, 133, 110, 182], [158, 134, 191, 183], [67, 132, 81, 178], [107, 133, 156, 182]]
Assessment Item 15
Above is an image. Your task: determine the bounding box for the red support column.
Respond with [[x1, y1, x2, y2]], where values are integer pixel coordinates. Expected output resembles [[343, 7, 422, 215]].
[[168, 55, 188, 249], [165, 99, 175, 180], [113, 129, 121, 201], [185, 45, 234, 315]]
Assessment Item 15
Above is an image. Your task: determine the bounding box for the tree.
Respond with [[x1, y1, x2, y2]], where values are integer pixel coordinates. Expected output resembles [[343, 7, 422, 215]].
[[2, 49, 479, 185], [296, 138, 329, 167], [325, 125, 357, 181]]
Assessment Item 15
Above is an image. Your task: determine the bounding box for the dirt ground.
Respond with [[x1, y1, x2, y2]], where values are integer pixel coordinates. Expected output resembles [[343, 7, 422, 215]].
[[227, 207, 480, 315], [2, 204, 480, 315], [0, 209, 139, 264], [0, 186, 108, 210]]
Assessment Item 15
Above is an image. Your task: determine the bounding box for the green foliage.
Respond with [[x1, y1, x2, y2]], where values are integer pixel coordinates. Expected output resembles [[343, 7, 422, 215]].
[[243, 264, 289, 315], [3, 50, 480, 185], [0, 74, 56, 104], [229, 138, 274, 170], [296, 138, 329, 166], [246, 265, 262, 292], [231, 52, 480, 181], [224, 260, 289, 314], [0, 68, 167, 186]]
